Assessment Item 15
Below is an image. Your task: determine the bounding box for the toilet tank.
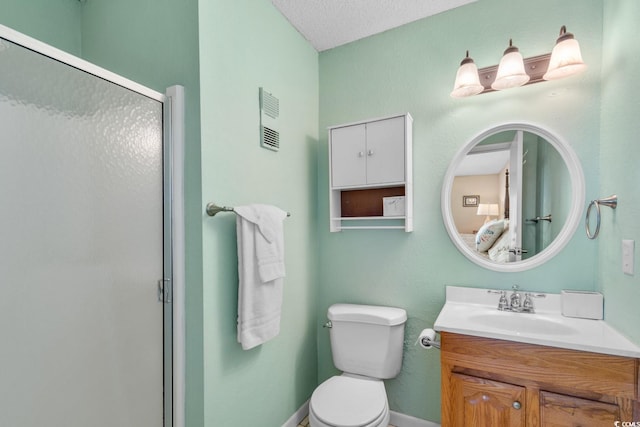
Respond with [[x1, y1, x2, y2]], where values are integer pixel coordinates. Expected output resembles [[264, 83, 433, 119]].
[[328, 303, 407, 379]]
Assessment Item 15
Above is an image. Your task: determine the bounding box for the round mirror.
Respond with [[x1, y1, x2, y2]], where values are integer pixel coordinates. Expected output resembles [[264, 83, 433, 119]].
[[441, 123, 585, 272]]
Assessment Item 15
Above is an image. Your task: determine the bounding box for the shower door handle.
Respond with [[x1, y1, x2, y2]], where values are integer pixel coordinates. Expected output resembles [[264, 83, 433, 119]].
[[158, 279, 172, 303]]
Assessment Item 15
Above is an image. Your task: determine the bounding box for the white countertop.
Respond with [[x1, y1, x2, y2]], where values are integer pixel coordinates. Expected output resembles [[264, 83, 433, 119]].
[[434, 286, 640, 358]]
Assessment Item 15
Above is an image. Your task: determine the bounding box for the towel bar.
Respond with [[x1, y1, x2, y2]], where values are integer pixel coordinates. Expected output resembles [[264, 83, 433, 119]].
[[205, 202, 291, 218]]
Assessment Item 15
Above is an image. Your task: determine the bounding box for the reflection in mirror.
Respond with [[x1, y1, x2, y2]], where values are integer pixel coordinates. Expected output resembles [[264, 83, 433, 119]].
[[452, 130, 571, 261], [442, 124, 584, 272]]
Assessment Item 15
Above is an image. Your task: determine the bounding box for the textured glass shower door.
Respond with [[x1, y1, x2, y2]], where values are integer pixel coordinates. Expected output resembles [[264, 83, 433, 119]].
[[0, 35, 165, 426]]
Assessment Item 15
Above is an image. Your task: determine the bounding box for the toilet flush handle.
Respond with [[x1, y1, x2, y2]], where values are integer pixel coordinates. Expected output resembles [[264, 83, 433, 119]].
[[323, 321, 332, 328]]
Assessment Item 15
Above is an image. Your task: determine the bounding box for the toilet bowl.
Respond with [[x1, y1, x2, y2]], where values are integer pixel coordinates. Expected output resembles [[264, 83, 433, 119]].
[[309, 304, 406, 427], [309, 375, 389, 427]]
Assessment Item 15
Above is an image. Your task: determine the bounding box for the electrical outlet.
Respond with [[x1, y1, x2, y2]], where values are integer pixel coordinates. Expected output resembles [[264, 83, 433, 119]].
[[622, 239, 634, 275]]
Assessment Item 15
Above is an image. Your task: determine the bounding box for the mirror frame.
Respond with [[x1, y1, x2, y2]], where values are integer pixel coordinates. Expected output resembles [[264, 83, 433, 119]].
[[441, 122, 585, 272]]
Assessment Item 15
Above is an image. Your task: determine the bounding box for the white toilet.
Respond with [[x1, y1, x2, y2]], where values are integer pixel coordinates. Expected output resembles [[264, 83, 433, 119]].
[[309, 303, 407, 427]]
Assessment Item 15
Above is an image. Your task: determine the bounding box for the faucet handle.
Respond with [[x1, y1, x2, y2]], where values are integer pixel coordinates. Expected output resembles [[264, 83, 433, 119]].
[[522, 292, 546, 312], [527, 292, 546, 298], [488, 290, 509, 310], [498, 292, 509, 310]]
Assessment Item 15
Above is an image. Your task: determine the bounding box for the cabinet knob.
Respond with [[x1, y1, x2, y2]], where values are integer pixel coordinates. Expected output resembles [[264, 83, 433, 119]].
[[512, 401, 521, 410], [367, 149, 374, 156], [358, 151, 364, 157]]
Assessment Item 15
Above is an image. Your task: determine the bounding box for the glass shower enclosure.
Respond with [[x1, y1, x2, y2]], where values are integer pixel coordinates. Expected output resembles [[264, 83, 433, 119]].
[[0, 26, 180, 427]]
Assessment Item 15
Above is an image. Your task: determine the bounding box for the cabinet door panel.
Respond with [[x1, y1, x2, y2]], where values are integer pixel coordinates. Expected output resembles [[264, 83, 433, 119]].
[[540, 391, 620, 427], [330, 124, 366, 187], [365, 116, 405, 185], [451, 373, 525, 427]]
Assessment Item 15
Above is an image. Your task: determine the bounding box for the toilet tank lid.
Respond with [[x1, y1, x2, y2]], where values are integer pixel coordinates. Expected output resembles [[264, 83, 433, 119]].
[[328, 304, 407, 326]]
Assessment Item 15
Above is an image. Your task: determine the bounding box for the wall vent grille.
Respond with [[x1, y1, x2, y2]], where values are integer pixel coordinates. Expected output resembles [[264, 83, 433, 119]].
[[262, 126, 279, 150], [259, 88, 280, 151], [262, 91, 279, 119]]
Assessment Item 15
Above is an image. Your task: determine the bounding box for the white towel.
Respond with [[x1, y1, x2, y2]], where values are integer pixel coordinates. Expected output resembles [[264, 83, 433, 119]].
[[235, 204, 287, 350]]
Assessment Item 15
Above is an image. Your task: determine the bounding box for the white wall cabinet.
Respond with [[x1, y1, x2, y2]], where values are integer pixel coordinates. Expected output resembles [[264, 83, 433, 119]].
[[328, 113, 413, 232], [330, 116, 406, 187]]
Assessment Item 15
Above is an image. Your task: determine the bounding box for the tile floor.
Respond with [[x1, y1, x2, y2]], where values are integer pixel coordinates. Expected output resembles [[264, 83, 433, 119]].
[[296, 415, 397, 427]]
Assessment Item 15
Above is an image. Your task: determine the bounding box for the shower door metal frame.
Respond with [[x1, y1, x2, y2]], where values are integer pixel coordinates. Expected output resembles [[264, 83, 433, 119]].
[[0, 24, 185, 427]]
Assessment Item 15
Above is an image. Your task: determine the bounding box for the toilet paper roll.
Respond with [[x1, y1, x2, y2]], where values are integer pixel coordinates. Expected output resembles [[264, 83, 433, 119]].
[[417, 328, 437, 349]]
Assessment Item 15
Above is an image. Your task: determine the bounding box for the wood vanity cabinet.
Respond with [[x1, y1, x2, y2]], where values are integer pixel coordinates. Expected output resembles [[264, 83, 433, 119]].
[[451, 373, 526, 426], [440, 332, 640, 427]]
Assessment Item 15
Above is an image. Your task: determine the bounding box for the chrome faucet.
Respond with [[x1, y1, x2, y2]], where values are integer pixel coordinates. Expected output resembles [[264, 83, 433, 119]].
[[488, 285, 546, 313]]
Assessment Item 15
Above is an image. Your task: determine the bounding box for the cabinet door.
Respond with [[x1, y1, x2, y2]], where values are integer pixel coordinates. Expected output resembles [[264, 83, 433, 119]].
[[365, 116, 405, 185], [540, 391, 620, 427], [330, 124, 367, 187], [451, 373, 525, 427]]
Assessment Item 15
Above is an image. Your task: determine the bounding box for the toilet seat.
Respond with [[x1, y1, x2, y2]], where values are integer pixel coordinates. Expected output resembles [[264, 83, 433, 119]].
[[309, 375, 389, 427]]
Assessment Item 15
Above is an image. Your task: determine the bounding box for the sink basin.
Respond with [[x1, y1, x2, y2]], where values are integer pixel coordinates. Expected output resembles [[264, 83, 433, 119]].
[[467, 311, 578, 335], [434, 286, 640, 358]]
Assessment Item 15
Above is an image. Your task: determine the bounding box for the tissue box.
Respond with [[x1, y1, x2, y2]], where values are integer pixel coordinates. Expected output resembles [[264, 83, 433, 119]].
[[561, 290, 603, 320], [382, 196, 405, 217]]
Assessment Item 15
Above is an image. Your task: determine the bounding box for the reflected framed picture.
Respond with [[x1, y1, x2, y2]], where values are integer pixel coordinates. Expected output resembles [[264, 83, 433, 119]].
[[463, 195, 479, 207]]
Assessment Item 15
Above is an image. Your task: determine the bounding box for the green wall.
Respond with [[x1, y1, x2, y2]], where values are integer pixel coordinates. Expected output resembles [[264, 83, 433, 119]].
[[318, 0, 603, 421], [0, 0, 81, 55], [198, 0, 319, 425], [0, 1, 205, 425], [600, 0, 640, 344]]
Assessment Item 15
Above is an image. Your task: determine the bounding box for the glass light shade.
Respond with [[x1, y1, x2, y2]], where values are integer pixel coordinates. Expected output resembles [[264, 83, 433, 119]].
[[543, 37, 587, 81], [450, 53, 484, 98], [491, 46, 530, 90]]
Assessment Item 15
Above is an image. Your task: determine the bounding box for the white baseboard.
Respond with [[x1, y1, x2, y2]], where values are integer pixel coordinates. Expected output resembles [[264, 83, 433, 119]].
[[281, 400, 309, 427], [281, 402, 440, 427], [390, 410, 440, 427]]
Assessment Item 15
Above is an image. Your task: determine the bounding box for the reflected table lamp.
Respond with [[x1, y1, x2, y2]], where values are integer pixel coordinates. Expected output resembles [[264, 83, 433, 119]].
[[477, 203, 499, 224]]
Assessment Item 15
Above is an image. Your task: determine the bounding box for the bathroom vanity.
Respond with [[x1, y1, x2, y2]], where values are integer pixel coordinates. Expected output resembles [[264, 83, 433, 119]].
[[435, 286, 640, 427], [440, 332, 639, 426]]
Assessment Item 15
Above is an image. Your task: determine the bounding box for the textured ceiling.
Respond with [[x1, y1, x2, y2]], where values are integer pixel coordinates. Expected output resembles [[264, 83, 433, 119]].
[[271, 0, 477, 52]]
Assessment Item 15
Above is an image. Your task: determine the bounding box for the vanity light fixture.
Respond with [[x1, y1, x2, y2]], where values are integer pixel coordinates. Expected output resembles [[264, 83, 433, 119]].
[[477, 203, 499, 224], [450, 25, 586, 98], [450, 51, 485, 98]]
